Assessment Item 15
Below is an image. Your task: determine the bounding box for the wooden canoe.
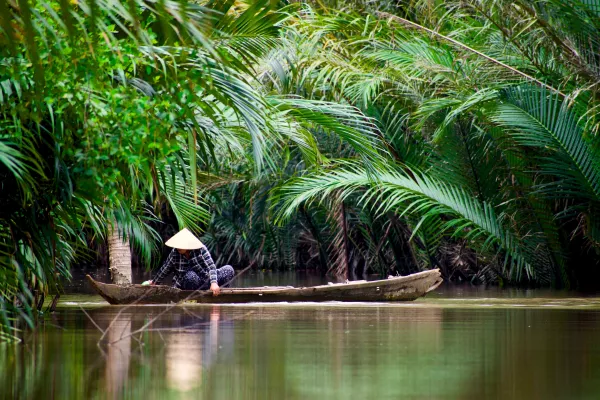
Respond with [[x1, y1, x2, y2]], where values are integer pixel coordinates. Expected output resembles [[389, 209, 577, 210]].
[[86, 269, 443, 305]]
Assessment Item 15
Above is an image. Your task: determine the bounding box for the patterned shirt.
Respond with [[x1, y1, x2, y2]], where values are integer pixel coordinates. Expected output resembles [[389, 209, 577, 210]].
[[153, 247, 217, 288]]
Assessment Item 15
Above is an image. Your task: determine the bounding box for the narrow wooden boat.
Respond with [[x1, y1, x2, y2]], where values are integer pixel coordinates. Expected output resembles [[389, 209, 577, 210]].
[[86, 269, 443, 305]]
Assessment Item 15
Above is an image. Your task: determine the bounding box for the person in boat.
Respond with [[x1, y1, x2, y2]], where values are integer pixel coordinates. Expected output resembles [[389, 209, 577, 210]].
[[145, 228, 234, 296]]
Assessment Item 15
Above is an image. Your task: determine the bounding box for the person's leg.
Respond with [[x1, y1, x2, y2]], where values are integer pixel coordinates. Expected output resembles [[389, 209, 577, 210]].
[[181, 270, 202, 290], [193, 266, 235, 290], [198, 279, 211, 290], [216, 265, 235, 287]]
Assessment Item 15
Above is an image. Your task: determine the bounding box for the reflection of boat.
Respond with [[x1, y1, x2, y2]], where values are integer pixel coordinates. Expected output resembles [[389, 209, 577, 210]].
[[87, 269, 443, 305]]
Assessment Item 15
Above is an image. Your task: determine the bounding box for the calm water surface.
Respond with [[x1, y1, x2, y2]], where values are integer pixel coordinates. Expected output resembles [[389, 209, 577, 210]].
[[1, 281, 600, 399]]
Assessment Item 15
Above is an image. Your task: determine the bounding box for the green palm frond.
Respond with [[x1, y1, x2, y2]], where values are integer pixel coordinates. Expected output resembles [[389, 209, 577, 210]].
[[276, 164, 538, 281], [475, 124, 567, 284], [0, 74, 33, 105], [415, 88, 500, 139], [366, 39, 457, 80], [492, 86, 600, 201], [108, 202, 161, 269], [1, 0, 217, 66], [515, 0, 600, 82], [0, 139, 30, 189], [160, 169, 210, 235], [268, 96, 386, 165], [210, 0, 290, 71]]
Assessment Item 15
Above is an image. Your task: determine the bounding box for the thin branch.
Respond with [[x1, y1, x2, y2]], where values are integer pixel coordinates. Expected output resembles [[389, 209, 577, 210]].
[[466, 3, 553, 78], [376, 11, 566, 97], [79, 306, 105, 335], [97, 289, 156, 344]]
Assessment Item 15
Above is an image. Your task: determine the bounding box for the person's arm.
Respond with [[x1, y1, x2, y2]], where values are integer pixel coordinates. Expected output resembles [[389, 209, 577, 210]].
[[152, 250, 175, 285], [190, 246, 220, 295], [201, 246, 218, 284]]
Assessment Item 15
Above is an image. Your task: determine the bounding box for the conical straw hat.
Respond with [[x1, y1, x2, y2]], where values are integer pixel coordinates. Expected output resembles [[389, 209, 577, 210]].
[[165, 228, 204, 250]]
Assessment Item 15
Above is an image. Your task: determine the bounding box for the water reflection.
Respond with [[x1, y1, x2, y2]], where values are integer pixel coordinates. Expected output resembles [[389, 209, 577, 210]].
[[164, 307, 222, 394], [1, 305, 600, 399], [106, 314, 132, 399], [165, 328, 202, 393], [99, 306, 232, 399]]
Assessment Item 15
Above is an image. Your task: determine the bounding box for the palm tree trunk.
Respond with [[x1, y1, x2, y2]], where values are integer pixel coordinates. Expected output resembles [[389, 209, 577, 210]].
[[108, 224, 132, 285], [328, 197, 350, 280]]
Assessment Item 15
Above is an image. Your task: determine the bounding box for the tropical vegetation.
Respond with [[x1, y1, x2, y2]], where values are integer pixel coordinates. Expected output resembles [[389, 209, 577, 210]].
[[209, 0, 600, 290], [2, 0, 600, 340]]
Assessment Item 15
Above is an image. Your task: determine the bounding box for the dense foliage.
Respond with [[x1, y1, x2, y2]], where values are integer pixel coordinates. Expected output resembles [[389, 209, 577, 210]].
[[0, 0, 382, 340], [208, 0, 600, 290], [2, 0, 600, 339]]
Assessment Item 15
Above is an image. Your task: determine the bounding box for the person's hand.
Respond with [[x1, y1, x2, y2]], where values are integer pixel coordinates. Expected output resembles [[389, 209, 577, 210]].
[[210, 282, 221, 296]]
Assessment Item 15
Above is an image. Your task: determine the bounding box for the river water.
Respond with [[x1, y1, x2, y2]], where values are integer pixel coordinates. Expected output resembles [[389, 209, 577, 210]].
[[1, 280, 600, 399]]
